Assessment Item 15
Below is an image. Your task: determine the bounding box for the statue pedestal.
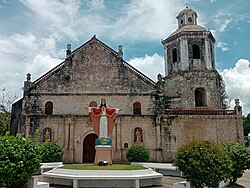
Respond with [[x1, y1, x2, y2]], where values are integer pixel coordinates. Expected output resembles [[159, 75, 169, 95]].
[[94, 145, 112, 164]]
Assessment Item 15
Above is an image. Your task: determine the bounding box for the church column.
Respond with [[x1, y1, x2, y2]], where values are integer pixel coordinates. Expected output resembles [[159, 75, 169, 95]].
[[25, 116, 30, 138], [156, 116, 162, 162], [64, 117, 74, 163]]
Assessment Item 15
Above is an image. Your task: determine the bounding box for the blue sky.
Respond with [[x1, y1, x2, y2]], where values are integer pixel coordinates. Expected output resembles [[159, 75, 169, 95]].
[[0, 0, 250, 115]]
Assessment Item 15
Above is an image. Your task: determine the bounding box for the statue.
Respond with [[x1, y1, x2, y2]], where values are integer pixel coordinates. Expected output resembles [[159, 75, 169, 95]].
[[135, 128, 143, 142], [89, 99, 119, 139], [88, 99, 119, 164], [44, 129, 51, 141]]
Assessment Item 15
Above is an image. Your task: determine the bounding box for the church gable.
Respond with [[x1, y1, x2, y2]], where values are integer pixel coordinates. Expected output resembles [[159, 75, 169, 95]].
[[29, 36, 155, 94]]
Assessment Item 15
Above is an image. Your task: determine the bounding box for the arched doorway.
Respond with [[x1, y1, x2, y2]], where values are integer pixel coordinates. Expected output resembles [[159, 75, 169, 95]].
[[82, 133, 98, 163]]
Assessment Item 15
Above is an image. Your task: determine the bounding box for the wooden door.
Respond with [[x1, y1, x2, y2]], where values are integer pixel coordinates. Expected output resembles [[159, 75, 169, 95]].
[[82, 133, 98, 163]]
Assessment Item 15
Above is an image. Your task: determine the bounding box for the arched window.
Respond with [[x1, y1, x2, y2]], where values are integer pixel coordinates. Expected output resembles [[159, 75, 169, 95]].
[[195, 88, 207, 107], [192, 44, 200, 59], [124, 143, 129, 148], [89, 101, 97, 107], [43, 127, 52, 142], [133, 102, 141, 115], [134, 127, 143, 142], [45, 101, 53, 115], [172, 48, 177, 63]]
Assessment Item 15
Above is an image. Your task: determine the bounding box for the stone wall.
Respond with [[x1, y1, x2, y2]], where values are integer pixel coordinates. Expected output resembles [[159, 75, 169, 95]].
[[38, 114, 157, 163], [164, 70, 223, 109], [160, 115, 244, 162]]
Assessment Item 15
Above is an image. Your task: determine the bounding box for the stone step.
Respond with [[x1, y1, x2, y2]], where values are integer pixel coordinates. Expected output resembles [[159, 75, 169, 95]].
[[37, 181, 49, 188]]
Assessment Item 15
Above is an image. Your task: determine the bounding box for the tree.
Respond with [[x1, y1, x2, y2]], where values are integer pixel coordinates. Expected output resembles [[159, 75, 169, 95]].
[[0, 105, 11, 136], [243, 113, 250, 136], [174, 140, 232, 188], [126, 146, 150, 162], [221, 142, 250, 183], [0, 134, 42, 188], [218, 76, 229, 109]]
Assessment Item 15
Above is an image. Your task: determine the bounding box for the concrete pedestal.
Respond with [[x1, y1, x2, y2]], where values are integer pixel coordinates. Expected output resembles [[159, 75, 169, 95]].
[[94, 145, 112, 164]]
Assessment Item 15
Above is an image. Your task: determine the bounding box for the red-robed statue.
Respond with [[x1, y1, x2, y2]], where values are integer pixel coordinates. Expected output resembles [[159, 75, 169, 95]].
[[89, 99, 119, 138]]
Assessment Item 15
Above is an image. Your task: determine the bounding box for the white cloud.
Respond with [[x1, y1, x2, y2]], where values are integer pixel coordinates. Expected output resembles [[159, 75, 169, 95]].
[[0, 33, 62, 99], [109, 0, 183, 41], [19, 0, 81, 41], [26, 55, 61, 79], [219, 19, 232, 32], [127, 53, 164, 81], [220, 59, 250, 116], [217, 42, 229, 52]]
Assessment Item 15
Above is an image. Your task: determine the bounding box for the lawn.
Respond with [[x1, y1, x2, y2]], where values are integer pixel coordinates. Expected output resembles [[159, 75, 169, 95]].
[[60, 163, 146, 170]]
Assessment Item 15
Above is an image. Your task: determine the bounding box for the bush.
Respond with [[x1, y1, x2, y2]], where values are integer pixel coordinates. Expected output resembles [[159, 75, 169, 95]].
[[40, 141, 64, 162], [221, 142, 250, 183], [126, 146, 149, 162], [174, 140, 233, 188], [0, 134, 41, 188]]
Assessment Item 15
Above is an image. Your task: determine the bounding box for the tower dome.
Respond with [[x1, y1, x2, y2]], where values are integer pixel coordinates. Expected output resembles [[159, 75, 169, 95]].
[[177, 7, 198, 29]]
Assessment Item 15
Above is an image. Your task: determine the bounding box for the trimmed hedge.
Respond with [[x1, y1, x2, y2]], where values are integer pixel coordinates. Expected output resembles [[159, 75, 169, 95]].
[[40, 141, 64, 162], [175, 140, 233, 188], [126, 146, 149, 162]]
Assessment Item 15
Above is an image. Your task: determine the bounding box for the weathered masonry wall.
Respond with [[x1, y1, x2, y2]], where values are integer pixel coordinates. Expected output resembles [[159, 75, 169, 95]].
[[161, 115, 243, 162]]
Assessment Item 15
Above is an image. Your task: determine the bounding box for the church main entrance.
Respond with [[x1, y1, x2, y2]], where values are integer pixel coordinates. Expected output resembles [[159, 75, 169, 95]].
[[82, 133, 98, 163]]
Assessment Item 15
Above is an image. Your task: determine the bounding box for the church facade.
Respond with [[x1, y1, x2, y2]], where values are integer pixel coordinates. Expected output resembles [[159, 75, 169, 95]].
[[11, 7, 243, 163]]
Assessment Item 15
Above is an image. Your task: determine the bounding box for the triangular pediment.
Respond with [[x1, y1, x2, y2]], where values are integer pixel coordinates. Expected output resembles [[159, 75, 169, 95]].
[[29, 36, 156, 94]]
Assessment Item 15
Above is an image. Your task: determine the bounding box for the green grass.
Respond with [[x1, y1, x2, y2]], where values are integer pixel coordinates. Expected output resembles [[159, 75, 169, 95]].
[[60, 164, 146, 170]]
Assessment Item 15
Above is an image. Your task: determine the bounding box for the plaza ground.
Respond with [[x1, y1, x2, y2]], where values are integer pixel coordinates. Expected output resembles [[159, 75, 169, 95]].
[[154, 170, 250, 188], [48, 170, 250, 188]]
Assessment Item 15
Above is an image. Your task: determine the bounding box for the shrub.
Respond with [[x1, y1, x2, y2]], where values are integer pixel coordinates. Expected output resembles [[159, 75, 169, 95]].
[[126, 146, 149, 162], [174, 140, 233, 188], [40, 141, 64, 162], [221, 142, 250, 183], [0, 134, 41, 188]]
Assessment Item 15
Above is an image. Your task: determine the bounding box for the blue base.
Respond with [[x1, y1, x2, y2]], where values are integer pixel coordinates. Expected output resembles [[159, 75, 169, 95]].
[[95, 137, 112, 145]]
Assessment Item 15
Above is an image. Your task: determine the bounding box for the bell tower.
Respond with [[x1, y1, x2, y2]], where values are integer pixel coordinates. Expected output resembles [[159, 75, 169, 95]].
[[162, 7, 225, 109]]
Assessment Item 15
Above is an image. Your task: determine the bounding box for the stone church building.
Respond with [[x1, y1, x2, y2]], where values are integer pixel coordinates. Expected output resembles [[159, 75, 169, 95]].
[[11, 7, 243, 163]]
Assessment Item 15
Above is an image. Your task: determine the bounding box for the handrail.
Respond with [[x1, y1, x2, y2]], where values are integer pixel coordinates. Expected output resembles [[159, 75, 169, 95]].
[[165, 109, 236, 115]]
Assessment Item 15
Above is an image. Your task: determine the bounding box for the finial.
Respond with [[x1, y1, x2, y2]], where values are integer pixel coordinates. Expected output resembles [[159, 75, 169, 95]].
[[67, 43, 71, 51], [66, 43, 72, 57], [185, 1, 188, 8], [118, 44, 123, 59], [26, 73, 31, 82]]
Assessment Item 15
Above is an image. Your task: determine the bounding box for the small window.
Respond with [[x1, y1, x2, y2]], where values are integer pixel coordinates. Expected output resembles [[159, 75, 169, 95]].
[[195, 88, 207, 107], [181, 20, 184, 24], [188, 17, 192, 22], [124, 143, 128, 148], [89, 101, 97, 107], [45, 101, 53, 115], [192, 45, 200, 59], [172, 48, 177, 63], [133, 102, 141, 115]]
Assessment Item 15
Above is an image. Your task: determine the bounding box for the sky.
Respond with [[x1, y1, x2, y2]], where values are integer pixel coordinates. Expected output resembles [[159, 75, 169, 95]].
[[0, 0, 249, 115]]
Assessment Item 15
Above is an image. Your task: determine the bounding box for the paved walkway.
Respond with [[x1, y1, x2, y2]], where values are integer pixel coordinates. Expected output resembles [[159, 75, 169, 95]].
[[152, 170, 250, 188]]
